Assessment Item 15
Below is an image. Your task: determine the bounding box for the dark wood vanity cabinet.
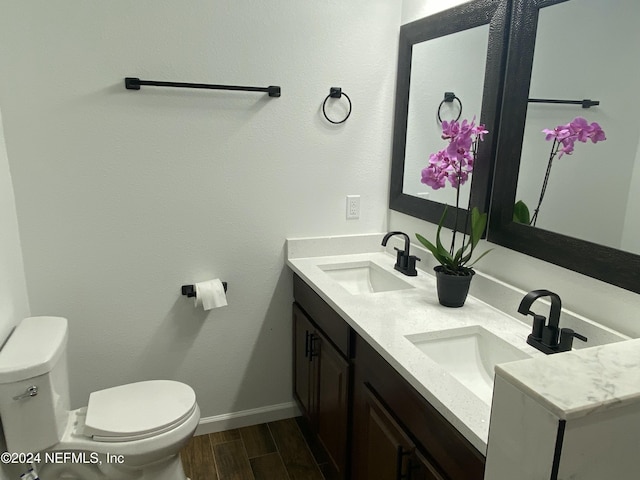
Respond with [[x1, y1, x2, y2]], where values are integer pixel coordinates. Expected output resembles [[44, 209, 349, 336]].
[[292, 274, 485, 480], [352, 334, 485, 480], [293, 304, 317, 420], [356, 382, 446, 480], [293, 276, 352, 478]]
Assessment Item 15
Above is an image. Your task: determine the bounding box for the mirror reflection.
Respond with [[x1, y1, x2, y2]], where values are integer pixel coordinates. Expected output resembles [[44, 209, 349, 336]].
[[514, 0, 640, 255], [389, 0, 508, 227], [403, 24, 489, 208]]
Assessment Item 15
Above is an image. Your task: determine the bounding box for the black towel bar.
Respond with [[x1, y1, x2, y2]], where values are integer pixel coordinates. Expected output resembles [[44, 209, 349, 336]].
[[528, 98, 599, 109], [125, 77, 281, 97]]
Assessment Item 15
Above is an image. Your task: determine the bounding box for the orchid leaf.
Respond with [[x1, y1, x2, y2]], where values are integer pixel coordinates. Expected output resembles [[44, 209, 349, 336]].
[[434, 207, 451, 259], [460, 248, 473, 265], [415, 233, 439, 257], [459, 236, 478, 265], [453, 237, 471, 264], [469, 207, 487, 250], [416, 207, 491, 272], [416, 233, 451, 266], [452, 247, 463, 264], [513, 200, 531, 224], [467, 248, 494, 267]]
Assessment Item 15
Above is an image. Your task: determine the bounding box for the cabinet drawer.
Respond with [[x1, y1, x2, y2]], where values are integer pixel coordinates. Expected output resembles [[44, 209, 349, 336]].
[[293, 274, 352, 358]]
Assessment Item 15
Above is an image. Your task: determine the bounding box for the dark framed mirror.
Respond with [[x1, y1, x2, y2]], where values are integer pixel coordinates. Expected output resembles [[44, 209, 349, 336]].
[[389, 0, 511, 228], [488, 0, 640, 294]]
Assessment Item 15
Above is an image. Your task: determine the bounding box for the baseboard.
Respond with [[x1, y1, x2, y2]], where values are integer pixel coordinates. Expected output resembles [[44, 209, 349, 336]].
[[194, 401, 302, 436]]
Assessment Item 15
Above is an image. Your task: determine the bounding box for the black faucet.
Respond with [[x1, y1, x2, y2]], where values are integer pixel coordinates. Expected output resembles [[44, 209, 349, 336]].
[[381, 231, 420, 276], [517, 289, 587, 354]]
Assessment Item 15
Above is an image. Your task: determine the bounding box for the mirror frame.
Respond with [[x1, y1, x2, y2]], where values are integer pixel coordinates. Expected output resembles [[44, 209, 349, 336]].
[[389, 0, 511, 229], [487, 0, 640, 294]]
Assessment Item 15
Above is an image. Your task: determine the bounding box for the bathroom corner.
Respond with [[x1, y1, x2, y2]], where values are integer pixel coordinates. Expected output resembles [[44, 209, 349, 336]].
[[0, 105, 31, 480]]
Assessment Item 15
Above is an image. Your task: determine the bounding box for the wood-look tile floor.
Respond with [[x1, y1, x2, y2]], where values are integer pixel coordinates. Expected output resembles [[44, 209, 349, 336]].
[[180, 417, 327, 480]]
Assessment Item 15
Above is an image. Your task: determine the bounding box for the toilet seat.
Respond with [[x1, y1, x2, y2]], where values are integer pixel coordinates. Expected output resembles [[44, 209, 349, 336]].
[[84, 380, 197, 442]]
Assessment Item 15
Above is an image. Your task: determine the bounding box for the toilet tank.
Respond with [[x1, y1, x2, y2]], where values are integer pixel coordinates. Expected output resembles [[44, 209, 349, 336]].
[[0, 316, 71, 453]]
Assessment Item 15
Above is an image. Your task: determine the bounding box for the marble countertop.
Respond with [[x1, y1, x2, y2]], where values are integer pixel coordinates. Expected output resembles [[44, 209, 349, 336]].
[[285, 233, 631, 455], [287, 235, 544, 454], [496, 337, 640, 421]]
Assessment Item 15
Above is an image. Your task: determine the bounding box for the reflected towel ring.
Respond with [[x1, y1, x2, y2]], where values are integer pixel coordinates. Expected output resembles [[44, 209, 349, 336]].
[[437, 92, 462, 123], [322, 87, 352, 124]]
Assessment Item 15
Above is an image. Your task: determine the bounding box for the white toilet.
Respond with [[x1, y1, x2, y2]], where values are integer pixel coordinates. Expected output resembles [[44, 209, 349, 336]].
[[0, 316, 200, 480]]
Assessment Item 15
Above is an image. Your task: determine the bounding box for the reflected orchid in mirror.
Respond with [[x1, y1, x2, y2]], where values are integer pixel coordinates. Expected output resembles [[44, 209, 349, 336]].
[[514, 117, 607, 226], [542, 116, 606, 157]]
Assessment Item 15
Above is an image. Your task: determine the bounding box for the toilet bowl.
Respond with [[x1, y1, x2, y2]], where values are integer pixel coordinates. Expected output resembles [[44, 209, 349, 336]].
[[0, 317, 200, 480]]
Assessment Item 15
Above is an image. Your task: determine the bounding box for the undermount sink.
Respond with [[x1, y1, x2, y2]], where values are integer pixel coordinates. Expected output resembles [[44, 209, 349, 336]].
[[405, 326, 531, 405], [318, 261, 414, 295]]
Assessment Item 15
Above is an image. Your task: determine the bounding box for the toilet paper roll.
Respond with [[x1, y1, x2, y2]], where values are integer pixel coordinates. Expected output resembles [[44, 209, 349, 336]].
[[194, 279, 228, 310]]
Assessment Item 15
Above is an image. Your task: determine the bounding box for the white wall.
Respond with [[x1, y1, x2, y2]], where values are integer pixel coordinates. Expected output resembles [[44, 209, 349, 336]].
[[391, 0, 640, 338], [0, 0, 401, 420], [0, 108, 29, 344], [402, 0, 462, 23], [0, 107, 30, 478]]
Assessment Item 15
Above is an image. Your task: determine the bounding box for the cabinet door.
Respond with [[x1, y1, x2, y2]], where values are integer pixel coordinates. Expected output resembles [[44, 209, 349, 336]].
[[357, 383, 418, 480], [293, 304, 317, 424], [353, 334, 485, 480], [315, 328, 350, 476], [410, 450, 447, 480]]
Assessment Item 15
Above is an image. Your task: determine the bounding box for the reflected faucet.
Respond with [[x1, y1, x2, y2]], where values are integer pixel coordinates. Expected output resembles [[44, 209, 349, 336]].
[[382, 231, 420, 276], [518, 289, 587, 354]]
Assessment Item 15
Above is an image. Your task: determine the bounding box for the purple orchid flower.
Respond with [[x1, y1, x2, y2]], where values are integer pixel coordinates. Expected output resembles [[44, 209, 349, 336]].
[[423, 117, 486, 191], [529, 117, 607, 226], [542, 116, 606, 156]]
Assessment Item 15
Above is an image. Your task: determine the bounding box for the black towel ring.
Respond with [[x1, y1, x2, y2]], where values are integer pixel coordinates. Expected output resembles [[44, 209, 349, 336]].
[[437, 92, 462, 123], [322, 87, 352, 124]]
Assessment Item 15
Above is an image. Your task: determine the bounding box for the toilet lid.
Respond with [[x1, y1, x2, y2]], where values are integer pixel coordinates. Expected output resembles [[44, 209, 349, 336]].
[[85, 380, 196, 441]]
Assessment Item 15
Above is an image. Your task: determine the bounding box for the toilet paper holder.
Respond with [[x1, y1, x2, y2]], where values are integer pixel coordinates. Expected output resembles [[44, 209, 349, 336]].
[[181, 282, 228, 297]]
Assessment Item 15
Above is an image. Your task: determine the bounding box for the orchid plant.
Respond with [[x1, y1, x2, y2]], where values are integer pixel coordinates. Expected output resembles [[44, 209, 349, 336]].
[[415, 118, 491, 276], [514, 117, 607, 226]]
